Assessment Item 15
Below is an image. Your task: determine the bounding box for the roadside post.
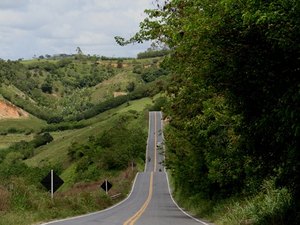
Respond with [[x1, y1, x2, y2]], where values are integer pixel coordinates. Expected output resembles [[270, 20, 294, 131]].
[[41, 170, 64, 199], [100, 179, 112, 195]]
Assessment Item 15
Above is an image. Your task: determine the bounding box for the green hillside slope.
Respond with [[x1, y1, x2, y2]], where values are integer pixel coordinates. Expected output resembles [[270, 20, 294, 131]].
[[0, 54, 169, 225], [0, 96, 155, 225], [0, 56, 167, 123], [25, 97, 152, 167]]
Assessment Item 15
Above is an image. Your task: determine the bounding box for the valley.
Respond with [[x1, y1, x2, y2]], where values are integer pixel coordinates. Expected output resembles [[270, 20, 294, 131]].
[[0, 54, 169, 225]]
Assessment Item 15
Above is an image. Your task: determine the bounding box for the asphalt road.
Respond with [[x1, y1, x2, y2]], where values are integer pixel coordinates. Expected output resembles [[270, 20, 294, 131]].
[[42, 111, 207, 225]]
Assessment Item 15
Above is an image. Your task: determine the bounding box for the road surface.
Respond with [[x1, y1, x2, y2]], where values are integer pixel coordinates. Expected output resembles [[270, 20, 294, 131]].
[[42, 111, 208, 225]]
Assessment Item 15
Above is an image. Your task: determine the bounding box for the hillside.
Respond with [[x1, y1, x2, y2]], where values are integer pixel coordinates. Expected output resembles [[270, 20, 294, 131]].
[[0, 97, 153, 225], [0, 56, 167, 123], [1, 0, 299, 224], [0, 54, 169, 225], [25, 97, 153, 168]]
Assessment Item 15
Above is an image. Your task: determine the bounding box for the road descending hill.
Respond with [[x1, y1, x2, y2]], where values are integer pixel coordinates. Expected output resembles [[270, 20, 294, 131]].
[[41, 112, 209, 225]]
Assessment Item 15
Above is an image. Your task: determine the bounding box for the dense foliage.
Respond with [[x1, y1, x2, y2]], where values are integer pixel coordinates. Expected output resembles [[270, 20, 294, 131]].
[[68, 112, 147, 182], [0, 132, 54, 162], [137, 49, 170, 59], [0, 58, 115, 122], [120, 0, 299, 224], [0, 109, 148, 225], [0, 56, 168, 123], [0, 51, 168, 223]]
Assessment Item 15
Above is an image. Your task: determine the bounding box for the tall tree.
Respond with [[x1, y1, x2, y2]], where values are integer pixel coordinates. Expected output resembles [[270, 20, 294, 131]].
[[117, 0, 300, 222], [76, 46, 83, 55]]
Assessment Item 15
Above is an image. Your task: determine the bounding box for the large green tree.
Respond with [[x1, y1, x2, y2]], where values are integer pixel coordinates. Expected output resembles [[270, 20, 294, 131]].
[[117, 0, 300, 222]]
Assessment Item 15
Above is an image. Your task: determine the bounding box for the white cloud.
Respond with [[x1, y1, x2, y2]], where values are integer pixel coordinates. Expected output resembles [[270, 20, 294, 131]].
[[0, 0, 154, 59], [74, 32, 111, 46]]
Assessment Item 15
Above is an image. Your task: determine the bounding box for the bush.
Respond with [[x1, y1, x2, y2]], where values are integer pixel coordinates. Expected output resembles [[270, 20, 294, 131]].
[[42, 121, 86, 132], [47, 116, 64, 124], [149, 96, 168, 111], [41, 82, 53, 94], [141, 67, 168, 83], [137, 49, 170, 59], [7, 128, 19, 134], [220, 180, 292, 225], [31, 132, 53, 148], [69, 112, 147, 182]]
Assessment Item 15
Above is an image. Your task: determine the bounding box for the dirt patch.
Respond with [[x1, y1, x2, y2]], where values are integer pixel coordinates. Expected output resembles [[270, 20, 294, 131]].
[[0, 186, 11, 211], [0, 100, 29, 119], [113, 92, 128, 98], [99, 62, 131, 68]]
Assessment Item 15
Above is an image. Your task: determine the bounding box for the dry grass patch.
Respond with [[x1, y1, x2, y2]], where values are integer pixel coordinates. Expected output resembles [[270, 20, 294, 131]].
[[0, 186, 11, 211]]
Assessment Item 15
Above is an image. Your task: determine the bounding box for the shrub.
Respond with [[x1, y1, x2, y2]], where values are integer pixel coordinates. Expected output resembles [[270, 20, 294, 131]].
[[41, 82, 53, 94], [149, 96, 168, 111], [31, 132, 53, 148], [220, 180, 292, 225]]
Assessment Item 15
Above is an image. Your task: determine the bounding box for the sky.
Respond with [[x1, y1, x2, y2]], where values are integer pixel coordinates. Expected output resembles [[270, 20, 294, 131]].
[[0, 0, 155, 60]]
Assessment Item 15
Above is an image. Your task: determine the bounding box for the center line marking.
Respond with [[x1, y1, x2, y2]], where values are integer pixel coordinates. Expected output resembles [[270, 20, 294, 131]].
[[123, 172, 153, 225]]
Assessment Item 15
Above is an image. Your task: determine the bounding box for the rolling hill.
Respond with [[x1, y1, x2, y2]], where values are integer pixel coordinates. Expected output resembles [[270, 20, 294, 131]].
[[0, 54, 169, 225]]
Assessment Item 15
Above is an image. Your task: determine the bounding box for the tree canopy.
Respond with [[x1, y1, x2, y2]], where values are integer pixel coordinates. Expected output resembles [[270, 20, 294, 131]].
[[117, 0, 300, 223]]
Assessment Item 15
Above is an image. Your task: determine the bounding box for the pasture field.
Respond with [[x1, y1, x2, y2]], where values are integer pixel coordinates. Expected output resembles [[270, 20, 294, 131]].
[[25, 97, 152, 167]]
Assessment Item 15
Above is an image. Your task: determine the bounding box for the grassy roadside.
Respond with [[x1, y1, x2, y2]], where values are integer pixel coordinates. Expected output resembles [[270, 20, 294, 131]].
[[0, 168, 137, 225], [167, 172, 291, 225], [0, 97, 153, 225]]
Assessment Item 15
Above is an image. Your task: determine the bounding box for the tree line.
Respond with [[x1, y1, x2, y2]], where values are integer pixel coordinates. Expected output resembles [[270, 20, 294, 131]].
[[0, 57, 169, 124], [118, 0, 300, 224]]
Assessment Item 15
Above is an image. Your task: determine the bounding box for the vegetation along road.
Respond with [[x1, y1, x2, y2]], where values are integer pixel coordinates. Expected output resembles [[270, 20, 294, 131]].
[[42, 111, 206, 225]]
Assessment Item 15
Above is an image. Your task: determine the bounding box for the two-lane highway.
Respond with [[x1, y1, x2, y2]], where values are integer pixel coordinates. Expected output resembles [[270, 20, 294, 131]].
[[133, 111, 204, 225], [42, 111, 208, 225], [145, 111, 164, 173]]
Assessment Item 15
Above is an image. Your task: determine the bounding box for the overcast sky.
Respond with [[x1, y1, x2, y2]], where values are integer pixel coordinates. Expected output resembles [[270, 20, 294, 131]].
[[0, 0, 155, 60]]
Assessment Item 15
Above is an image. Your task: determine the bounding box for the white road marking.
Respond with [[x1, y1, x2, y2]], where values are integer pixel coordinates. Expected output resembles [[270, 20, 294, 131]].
[[165, 172, 211, 225], [41, 173, 140, 225]]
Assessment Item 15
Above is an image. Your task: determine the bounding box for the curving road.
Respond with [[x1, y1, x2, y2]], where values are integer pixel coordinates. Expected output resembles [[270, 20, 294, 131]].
[[42, 111, 208, 225]]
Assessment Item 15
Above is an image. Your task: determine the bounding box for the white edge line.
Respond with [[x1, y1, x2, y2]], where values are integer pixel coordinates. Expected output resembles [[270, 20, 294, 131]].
[[43, 112, 152, 224], [161, 110, 208, 224], [165, 171, 210, 225], [41, 173, 140, 225]]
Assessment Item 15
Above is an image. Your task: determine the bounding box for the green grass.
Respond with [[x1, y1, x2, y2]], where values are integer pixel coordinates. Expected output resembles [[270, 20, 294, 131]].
[[0, 57, 159, 224], [25, 128, 83, 167], [0, 85, 36, 103], [25, 97, 152, 167], [1, 57, 158, 124], [169, 178, 292, 225], [0, 116, 46, 132], [0, 96, 152, 225], [60, 163, 77, 191], [0, 211, 41, 225], [20, 59, 59, 65], [0, 168, 137, 225], [90, 71, 142, 103], [216, 180, 292, 225], [0, 133, 34, 149]]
